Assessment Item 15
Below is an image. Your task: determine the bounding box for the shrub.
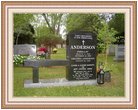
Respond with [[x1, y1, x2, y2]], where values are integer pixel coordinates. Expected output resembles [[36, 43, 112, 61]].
[[13, 55, 42, 66]]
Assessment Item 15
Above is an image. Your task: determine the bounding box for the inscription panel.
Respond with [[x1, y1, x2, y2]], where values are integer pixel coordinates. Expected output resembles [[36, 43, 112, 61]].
[[66, 31, 97, 80]]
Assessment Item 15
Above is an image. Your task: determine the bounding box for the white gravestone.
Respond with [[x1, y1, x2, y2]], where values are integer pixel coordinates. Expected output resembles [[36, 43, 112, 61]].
[[107, 45, 115, 55], [114, 45, 124, 61], [14, 44, 36, 56]]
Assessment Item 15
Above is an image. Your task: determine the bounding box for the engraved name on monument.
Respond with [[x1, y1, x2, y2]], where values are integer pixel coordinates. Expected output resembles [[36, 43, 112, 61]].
[[66, 31, 97, 80]]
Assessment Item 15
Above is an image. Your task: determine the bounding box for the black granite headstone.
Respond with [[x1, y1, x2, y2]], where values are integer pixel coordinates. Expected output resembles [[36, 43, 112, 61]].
[[66, 31, 97, 80]]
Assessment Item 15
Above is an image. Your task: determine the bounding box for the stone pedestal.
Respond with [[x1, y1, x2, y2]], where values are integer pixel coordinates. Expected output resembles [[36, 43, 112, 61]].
[[24, 78, 97, 88]]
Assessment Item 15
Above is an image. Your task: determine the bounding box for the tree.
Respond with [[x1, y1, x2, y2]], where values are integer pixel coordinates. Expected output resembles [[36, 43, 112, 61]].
[[35, 25, 63, 46], [98, 21, 117, 67], [108, 14, 124, 34], [99, 13, 113, 22], [66, 14, 102, 34], [34, 13, 65, 58], [42, 13, 63, 35], [108, 14, 125, 44], [35, 25, 63, 59], [14, 23, 35, 44], [14, 14, 35, 44]]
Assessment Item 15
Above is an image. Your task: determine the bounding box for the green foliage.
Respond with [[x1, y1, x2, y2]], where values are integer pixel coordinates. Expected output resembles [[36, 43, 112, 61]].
[[98, 22, 117, 45], [14, 23, 35, 44], [14, 14, 34, 31], [13, 55, 27, 66], [35, 13, 64, 59], [108, 14, 124, 35], [108, 14, 125, 44], [41, 13, 63, 35], [98, 21, 117, 67], [66, 14, 102, 34], [14, 14, 35, 44], [35, 25, 49, 38], [36, 34, 63, 47], [13, 55, 42, 66], [97, 43, 105, 53], [35, 25, 63, 46], [115, 36, 124, 44]]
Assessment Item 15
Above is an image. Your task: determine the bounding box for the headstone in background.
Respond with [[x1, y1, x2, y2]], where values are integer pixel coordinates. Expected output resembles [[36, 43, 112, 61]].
[[14, 44, 36, 56], [107, 45, 115, 56], [114, 44, 125, 61], [56, 44, 62, 48], [66, 31, 97, 81], [62, 44, 66, 48], [56, 43, 66, 48]]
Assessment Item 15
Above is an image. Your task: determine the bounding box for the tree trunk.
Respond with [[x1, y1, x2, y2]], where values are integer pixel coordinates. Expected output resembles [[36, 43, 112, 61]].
[[105, 43, 109, 68], [16, 32, 20, 45], [47, 45, 52, 59], [56, 14, 63, 35], [42, 13, 54, 33]]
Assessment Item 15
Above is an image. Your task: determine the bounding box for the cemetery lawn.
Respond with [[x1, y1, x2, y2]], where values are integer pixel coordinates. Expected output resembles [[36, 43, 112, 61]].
[[14, 48, 124, 97]]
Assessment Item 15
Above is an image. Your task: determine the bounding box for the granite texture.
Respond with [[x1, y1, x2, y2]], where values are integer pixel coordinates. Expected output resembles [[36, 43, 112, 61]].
[[24, 78, 97, 88]]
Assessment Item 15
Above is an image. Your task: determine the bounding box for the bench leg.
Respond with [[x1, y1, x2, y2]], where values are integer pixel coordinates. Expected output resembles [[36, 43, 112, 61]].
[[32, 67, 39, 83]]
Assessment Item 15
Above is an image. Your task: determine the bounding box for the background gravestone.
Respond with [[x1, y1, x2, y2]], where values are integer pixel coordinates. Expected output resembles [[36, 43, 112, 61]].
[[66, 31, 97, 81], [107, 45, 115, 56], [14, 44, 36, 56], [114, 44, 124, 61]]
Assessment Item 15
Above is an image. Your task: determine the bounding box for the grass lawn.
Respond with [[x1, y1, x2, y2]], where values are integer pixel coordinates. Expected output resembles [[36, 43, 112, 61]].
[[14, 48, 124, 97]]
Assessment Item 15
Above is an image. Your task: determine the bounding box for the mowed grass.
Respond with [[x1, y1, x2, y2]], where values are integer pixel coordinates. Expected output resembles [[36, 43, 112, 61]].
[[14, 48, 124, 97], [51, 48, 66, 59]]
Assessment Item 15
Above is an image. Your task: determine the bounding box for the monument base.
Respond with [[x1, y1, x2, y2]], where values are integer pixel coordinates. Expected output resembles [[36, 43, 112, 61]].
[[24, 78, 97, 88]]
